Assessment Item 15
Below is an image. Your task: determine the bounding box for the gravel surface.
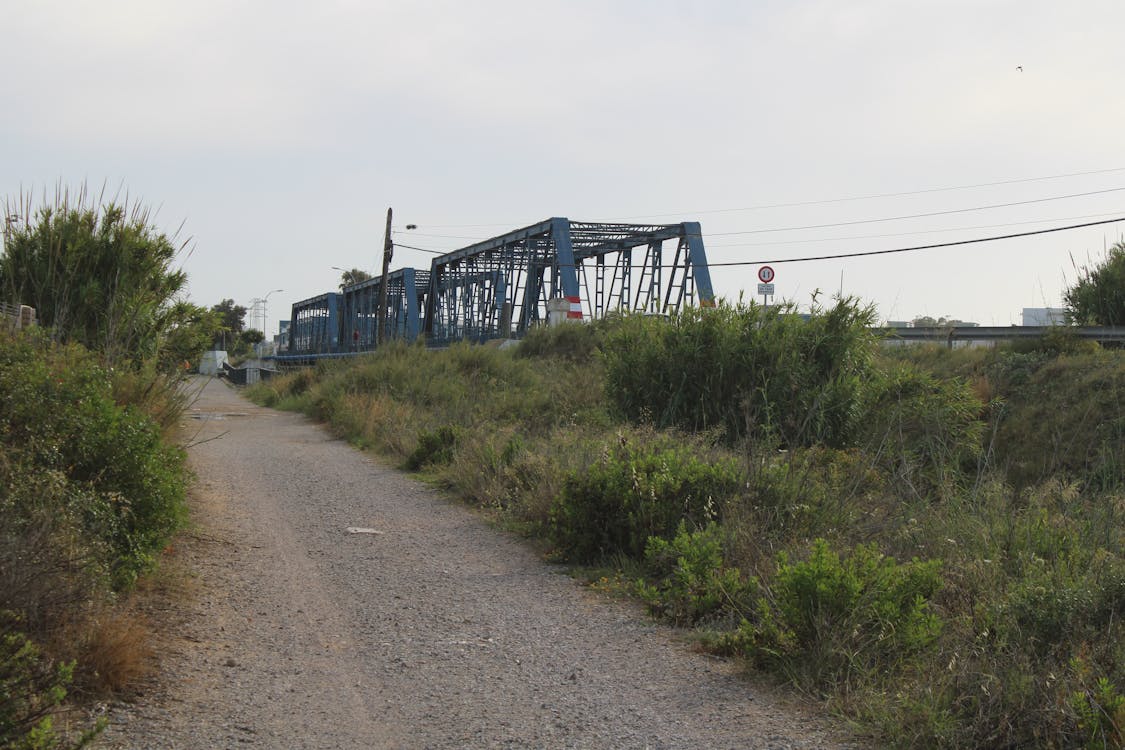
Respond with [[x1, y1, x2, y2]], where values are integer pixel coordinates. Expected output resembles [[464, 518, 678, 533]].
[[95, 376, 856, 749]]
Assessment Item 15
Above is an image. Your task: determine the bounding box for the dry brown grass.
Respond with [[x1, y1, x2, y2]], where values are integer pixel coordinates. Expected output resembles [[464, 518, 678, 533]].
[[77, 610, 155, 693], [54, 535, 199, 697]]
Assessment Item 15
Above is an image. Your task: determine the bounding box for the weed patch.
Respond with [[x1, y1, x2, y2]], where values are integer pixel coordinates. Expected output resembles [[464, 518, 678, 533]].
[[245, 318, 1125, 748], [638, 523, 757, 627], [550, 434, 741, 563]]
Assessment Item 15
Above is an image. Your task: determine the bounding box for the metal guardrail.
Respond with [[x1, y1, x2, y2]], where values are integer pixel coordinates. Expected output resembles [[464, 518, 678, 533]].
[[269, 323, 1125, 364], [878, 325, 1125, 344]]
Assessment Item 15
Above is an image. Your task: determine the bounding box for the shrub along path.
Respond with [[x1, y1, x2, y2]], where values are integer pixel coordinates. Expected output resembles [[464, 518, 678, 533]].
[[95, 376, 852, 749]]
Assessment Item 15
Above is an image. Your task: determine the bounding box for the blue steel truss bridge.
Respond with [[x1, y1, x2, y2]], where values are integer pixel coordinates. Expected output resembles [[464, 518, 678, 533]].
[[282, 217, 716, 359]]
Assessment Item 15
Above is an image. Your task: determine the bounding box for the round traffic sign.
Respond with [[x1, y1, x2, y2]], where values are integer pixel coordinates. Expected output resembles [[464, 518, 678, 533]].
[[758, 265, 775, 284]]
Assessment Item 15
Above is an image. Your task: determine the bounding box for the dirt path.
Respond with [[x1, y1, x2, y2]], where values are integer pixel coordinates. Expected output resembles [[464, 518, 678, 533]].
[[96, 376, 853, 749]]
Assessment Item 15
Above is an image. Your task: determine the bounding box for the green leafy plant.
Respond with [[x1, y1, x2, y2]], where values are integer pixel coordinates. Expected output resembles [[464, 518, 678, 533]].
[[1065, 241, 1125, 327], [551, 436, 741, 562], [737, 539, 943, 685], [740, 446, 887, 546], [405, 425, 461, 470], [0, 615, 105, 749], [601, 295, 878, 446], [1, 185, 194, 369], [855, 363, 984, 497], [1071, 676, 1125, 748], [993, 352, 1125, 490], [0, 333, 187, 588], [638, 523, 756, 626]]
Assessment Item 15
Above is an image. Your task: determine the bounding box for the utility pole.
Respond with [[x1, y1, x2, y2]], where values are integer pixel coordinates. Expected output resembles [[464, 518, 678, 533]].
[[376, 207, 394, 345]]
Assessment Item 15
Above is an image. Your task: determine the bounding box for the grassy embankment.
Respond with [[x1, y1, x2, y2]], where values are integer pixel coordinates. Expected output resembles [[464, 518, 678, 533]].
[[248, 300, 1124, 749], [0, 331, 192, 749]]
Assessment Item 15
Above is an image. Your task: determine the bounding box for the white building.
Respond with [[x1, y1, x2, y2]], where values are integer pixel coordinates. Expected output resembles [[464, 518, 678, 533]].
[[1022, 308, 1067, 326]]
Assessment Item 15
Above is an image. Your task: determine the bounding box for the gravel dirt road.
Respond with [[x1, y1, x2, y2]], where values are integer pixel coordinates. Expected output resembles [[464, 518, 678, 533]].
[[95, 376, 855, 749]]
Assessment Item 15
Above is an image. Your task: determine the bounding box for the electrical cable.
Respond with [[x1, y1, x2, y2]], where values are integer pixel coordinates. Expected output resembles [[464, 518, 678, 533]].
[[706, 210, 1125, 249], [394, 242, 446, 255], [705, 216, 1125, 267], [393, 186, 1125, 243], [393, 230, 487, 241], [708, 187, 1125, 237], [609, 166, 1125, 220], [393, 166, 1125, 229]]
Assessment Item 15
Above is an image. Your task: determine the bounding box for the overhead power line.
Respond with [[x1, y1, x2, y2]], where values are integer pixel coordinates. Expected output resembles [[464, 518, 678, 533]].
[[706, 216, 1125, 267], [395, 188, 1125, 250], [612, 166, 1125, 220], [394, 166, 1125, 229], [707, 210, 1125, 249], [708, 187, 1125, 237], [394, 242, 445, 255]]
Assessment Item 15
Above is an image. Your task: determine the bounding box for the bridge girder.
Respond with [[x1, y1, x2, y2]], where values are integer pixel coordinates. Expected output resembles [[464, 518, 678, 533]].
[[285, 217, 716, 356]]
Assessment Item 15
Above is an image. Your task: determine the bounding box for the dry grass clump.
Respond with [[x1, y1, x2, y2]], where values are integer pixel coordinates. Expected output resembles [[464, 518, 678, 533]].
[[69, 610, 155, 694]]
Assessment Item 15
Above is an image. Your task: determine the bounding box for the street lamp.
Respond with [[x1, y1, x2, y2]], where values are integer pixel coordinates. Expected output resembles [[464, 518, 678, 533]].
[[262, 289, 283, 333]]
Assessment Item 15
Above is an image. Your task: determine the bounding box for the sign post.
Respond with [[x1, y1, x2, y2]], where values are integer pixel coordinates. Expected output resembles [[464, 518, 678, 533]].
[[757, 266, 776, 306]]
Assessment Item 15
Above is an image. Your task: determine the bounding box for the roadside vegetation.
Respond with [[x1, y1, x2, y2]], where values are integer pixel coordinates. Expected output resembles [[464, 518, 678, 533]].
[[250, 294, 1124, 748], [1, 187, 207, 749]]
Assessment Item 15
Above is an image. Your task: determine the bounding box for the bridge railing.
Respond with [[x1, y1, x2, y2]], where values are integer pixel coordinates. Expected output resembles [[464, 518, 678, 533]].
[[878, 325, 1125, 346]]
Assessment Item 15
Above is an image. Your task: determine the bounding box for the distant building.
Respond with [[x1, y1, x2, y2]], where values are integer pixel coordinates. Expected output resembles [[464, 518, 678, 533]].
[[1022, 307, 1067, 326], [273, 320, 290, 353]]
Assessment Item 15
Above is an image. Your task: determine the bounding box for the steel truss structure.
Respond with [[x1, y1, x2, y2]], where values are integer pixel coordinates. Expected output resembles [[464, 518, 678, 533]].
[[288, 292, 339, 355], [283, 217, 715, 358], [424, 217, 715, 342], [338, 268, 430, 350]]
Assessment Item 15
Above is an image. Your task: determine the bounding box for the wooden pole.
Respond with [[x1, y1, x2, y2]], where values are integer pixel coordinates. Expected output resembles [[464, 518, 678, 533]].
[[377, 207, 393, 345]]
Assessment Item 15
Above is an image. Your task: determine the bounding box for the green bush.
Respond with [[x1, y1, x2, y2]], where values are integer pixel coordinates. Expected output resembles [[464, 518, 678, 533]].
[[638, 523, 757, 626], [515, 320, 606, 362], [1071, 676, 1125, 749], [993, 352, 1125, 489], [1065, 240, 1125, 326], [738, 447, 887, 548], [0, 617, 102, 750], [550, 435, 741, 562], [734, 539, 943, 686], [404, 425, 461, 471], [0, 334, 186, 589], [0, 186, 192, 369], [602, 296, 878, 446], [856, 364, 984, 496]]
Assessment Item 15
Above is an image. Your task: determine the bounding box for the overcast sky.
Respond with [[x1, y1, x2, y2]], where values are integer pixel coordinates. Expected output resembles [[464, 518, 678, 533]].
[[4, 0, 1125, 331]]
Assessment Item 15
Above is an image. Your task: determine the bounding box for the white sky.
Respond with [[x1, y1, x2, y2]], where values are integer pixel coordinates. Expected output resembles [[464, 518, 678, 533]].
[[4, 0, 1125, 330]]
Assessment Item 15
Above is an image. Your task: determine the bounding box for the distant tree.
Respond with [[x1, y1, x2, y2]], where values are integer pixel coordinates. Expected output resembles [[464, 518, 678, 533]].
[[338, 268, 372, 289], [158, 302, 224, 371], [239, 329, 265, 347], [226, 328, 265, 360], [1065, 241, 1125, 326], [1, 186, 189, 366], [211, 298, 247, 334]]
